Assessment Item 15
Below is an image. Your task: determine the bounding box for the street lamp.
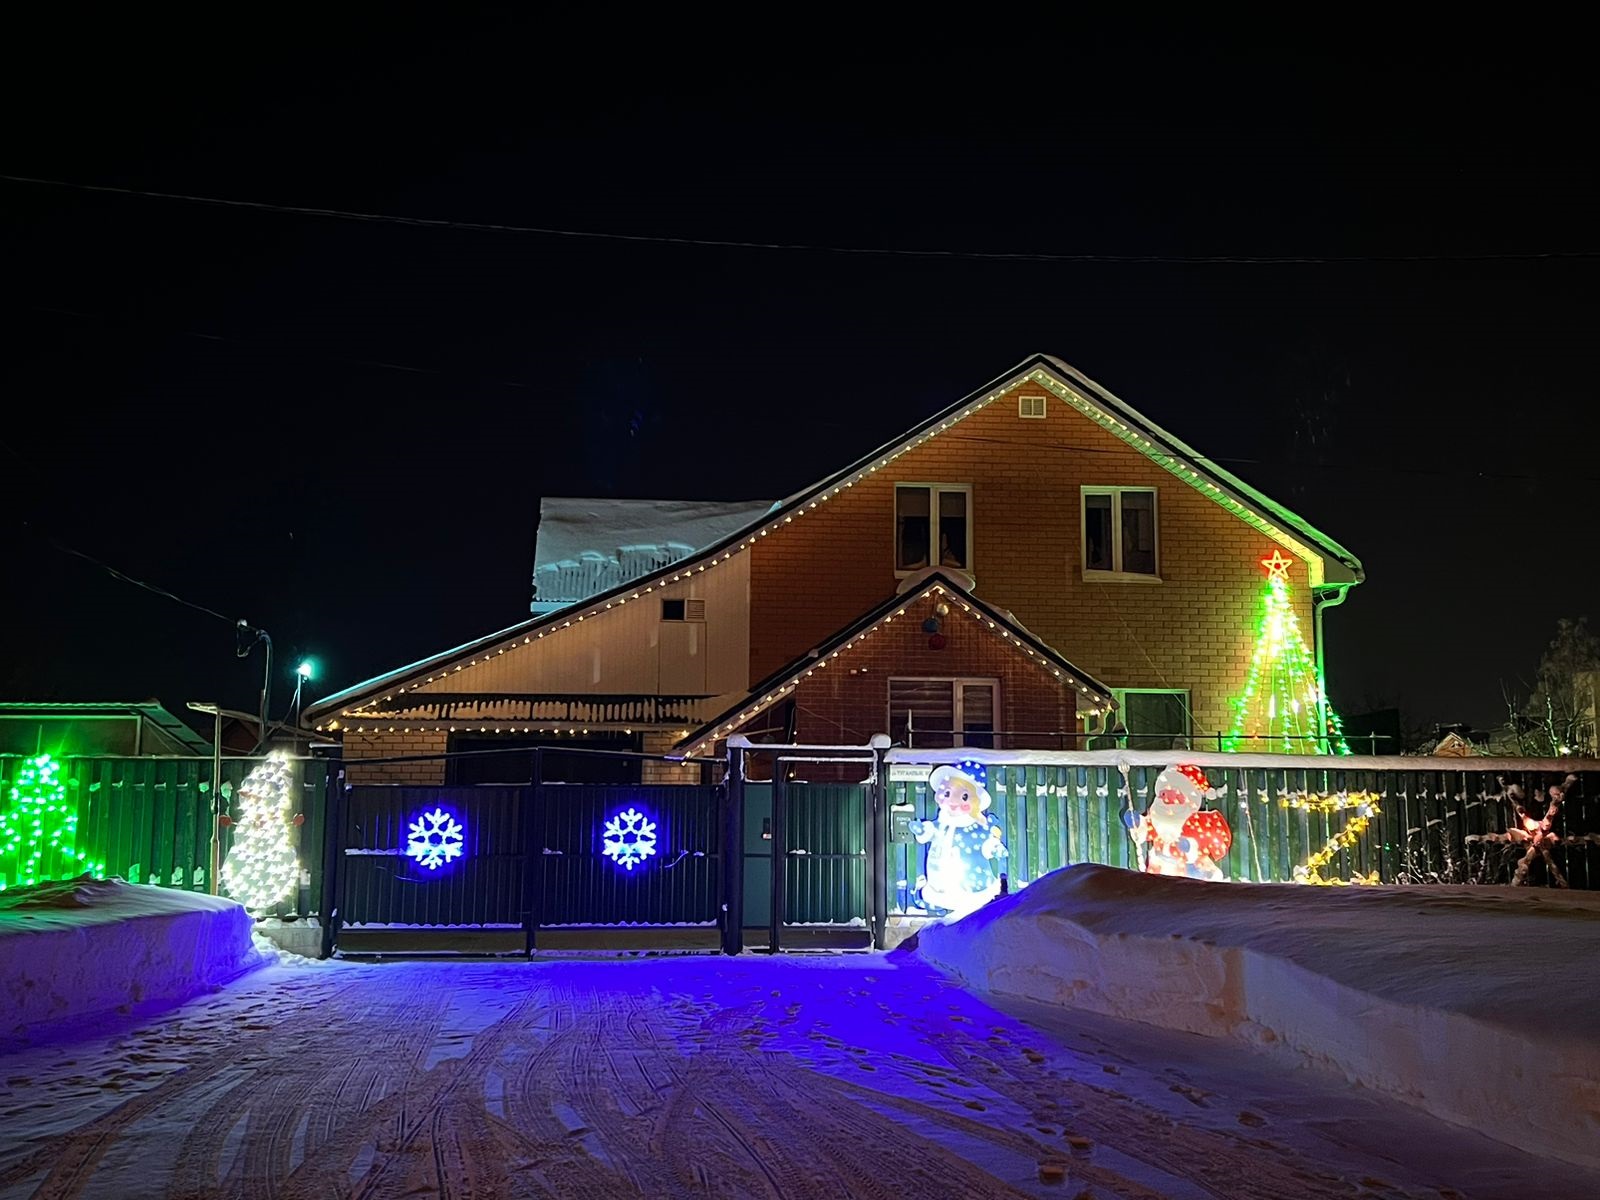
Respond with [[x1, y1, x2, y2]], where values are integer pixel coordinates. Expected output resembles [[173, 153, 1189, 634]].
[[292, 659, 316, 728]]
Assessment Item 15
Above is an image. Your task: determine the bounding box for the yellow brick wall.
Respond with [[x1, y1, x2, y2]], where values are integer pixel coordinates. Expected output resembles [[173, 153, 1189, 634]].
[[749, 381, 1319, 744], [640, 730, 701, 784], [341, 730, 449, 785]]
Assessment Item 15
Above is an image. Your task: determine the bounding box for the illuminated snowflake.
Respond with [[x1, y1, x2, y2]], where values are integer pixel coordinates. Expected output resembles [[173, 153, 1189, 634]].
[[602, 807, 657, 870], [406, 807, 464, 870]]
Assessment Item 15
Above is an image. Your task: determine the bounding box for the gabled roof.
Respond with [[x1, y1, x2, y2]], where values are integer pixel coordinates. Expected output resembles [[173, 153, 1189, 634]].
[[0, 700, 213, 754], [672, 572, 1116, 756], [308, 353, 1360, 722]]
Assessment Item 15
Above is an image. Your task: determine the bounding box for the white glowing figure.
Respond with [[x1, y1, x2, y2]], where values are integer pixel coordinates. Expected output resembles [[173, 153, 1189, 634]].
[[221, 752, 302, 913], [406, 808, 464, 871], [910, 764, 1007, 920], [602, 807, 657, 870]]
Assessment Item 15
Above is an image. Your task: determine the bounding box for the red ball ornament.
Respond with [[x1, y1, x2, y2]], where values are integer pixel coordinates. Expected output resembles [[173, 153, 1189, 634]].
[[928, 633, 947, 650]]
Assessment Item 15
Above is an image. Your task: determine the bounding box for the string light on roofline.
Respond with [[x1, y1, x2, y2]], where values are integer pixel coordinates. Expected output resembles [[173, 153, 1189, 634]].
[[330, 368, 1312, 712]]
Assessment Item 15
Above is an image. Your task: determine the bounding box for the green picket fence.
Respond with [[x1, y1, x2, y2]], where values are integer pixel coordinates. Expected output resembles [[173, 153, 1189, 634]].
[[888, 761, 1599, 911], [0, 755, 326, 917]]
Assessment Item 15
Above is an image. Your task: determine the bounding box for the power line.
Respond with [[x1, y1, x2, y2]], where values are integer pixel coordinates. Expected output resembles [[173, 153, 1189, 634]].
[[15, 517, 236, 625], [5, 173, 1598, 265]]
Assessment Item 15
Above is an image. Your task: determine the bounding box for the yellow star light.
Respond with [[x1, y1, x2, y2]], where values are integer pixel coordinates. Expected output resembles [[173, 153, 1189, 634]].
[[1260, 550, 1293, 581]]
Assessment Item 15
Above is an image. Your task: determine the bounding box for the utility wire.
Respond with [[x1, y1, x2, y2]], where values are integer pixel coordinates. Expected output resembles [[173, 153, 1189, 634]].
[[4, 173, 1598, 264], [16, 518, 237, 625]]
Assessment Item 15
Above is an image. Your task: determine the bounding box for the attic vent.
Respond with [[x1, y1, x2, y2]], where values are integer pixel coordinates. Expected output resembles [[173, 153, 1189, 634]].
[[662, 598, 707, 622], [1018, 394, 1046, 419]]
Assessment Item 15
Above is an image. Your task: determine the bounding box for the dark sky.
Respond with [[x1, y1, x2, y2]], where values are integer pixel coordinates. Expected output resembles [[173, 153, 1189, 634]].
[[2, 16, 1594, 736]]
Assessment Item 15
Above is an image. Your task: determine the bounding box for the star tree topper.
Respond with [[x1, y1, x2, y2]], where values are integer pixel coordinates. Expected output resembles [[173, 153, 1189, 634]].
[[1260, 549, 1293, 581]]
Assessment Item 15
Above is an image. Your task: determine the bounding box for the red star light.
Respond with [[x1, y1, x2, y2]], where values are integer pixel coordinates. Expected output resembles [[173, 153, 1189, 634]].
[[1260, 550, 1293, 581]]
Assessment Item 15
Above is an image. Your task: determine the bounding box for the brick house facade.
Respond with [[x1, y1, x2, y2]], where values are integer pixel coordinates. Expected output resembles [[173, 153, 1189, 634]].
[[307, 354, 1362, 779]]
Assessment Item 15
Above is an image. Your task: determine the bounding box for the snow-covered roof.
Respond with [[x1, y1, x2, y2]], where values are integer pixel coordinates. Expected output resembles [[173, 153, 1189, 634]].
[[533, 497, 774, 606]]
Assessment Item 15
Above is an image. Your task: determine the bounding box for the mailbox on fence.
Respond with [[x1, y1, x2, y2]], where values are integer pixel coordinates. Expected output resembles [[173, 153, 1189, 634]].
[[889, 801, 917, 844]]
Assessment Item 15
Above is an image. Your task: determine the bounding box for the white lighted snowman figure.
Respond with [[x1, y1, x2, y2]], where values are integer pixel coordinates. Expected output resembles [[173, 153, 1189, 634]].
[[1136, 764, 1232, 881], [910, 764, 1008, 919]]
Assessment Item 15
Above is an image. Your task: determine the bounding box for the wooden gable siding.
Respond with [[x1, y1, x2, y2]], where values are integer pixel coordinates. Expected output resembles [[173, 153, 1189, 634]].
[[401, 553, 751, 708], [748, 379, 1316, 741]]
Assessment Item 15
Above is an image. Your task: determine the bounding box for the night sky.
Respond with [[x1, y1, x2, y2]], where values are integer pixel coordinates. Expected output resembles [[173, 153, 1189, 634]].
[[2, 17, 1594, 738]]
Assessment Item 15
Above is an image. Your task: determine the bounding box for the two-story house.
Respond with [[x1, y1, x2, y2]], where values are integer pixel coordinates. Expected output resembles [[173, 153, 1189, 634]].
[[306, 354, 1362, 780]]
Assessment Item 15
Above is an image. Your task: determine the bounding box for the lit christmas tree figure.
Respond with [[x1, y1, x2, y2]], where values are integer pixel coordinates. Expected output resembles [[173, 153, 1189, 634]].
[[0, 754, 105, 890], [1224, 551, 1350, 754], [221, 752, 302, 914]]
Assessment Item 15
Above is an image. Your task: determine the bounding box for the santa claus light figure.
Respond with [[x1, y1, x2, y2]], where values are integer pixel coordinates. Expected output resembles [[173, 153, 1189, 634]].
[[1134, 764, 1232, 881]]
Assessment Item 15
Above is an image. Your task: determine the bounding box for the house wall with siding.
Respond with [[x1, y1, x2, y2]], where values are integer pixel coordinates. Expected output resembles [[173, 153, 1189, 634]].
[[747, 380, 1320, 743]]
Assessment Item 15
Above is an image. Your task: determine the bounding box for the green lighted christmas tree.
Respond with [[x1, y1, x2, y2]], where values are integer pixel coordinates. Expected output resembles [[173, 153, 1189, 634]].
[[0, 754, 106, 890], [1224, 551, 1350, 754]]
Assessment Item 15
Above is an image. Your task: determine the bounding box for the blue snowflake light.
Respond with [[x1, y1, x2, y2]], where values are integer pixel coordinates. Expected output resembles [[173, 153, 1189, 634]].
[[602, 807, 657, 871], [406, 807, 464, 871]]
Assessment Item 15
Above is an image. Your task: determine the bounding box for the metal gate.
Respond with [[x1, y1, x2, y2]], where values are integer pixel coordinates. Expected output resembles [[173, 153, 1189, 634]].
[[328, 782, 721, 950]]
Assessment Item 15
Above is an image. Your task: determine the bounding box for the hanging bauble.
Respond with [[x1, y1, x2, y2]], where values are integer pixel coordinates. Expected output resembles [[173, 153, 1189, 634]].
[[935, 602, 949, 617], [922, 617, 941, 633], [928, 633, 947, 650]]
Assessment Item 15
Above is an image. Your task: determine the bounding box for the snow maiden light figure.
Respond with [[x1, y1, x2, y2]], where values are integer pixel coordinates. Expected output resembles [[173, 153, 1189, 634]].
[[1135, 764, 1232, 881], [910, 764, 1007, 919]]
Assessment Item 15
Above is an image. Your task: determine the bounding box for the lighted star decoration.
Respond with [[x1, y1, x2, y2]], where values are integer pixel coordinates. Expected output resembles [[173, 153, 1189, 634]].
[[1260, 549, 1294, 581]]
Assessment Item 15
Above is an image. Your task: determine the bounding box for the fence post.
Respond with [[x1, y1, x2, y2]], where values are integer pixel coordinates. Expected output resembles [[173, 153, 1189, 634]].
[[868, 734, 890, 950], [317, 755, 345, 960], [722, 744, 745, 956], [770, 762, 786, 953], [524, 748, 543, 957]]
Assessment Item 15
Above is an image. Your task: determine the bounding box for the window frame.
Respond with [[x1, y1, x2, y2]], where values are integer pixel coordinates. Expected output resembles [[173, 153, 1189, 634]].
[[1083, 687, 1192, 748], [1018, 393, 1047, 419], [893, 482, 973, 577], [886, 676, 1002, 749], [1080, 485, 1161, 581]]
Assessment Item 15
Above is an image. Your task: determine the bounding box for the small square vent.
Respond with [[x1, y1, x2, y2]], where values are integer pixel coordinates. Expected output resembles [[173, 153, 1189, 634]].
[[1019, 394, 1046, 419], [662, 598, 706, 621]]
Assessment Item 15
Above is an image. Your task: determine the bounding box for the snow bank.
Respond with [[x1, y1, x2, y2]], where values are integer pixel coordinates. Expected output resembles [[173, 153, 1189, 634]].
[[1, 876, 261, 1038], [914, 864, 1600, 1169]]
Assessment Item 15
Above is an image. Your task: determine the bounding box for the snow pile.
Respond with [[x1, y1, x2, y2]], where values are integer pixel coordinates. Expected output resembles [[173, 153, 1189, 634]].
[[1, 876, 261, 1037], [914, 864, 1600, 1170]]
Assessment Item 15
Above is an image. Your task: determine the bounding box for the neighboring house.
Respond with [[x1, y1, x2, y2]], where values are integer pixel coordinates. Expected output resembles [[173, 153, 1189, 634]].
[[0, 701, 213, 757], [306, 354, 1363, 782]]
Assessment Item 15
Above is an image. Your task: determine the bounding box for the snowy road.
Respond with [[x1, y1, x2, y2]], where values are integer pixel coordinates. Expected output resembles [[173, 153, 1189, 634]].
[[1, 954, 1589, 1199]]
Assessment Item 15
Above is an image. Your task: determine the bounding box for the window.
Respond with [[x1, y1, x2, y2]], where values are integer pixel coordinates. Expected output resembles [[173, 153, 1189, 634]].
[[1018, 394, 1047, 418], [1081, 487, 1158, 578], [888, 678, 999, 749], [661, 598, 705, 621], [1084, 689, 1191, 750], [895, 484, 971, 573]]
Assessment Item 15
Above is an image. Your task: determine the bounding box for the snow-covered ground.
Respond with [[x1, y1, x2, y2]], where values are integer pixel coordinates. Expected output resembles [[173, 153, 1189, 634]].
[[1, 877, 261, 1043], [2, 952, 1592, 1198], [915, 864, 1600, 1171]]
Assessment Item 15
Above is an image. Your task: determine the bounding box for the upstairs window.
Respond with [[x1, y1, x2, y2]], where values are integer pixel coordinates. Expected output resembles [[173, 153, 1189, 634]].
[[896, 484, 971, 573], [1018, 393, 1047, 418], [1082, 487, 1158, 578]]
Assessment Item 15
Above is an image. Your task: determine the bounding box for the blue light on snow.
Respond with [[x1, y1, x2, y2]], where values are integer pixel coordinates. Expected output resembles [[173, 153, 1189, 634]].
[[602, 807, 658, 871], [406, 807, 465, 871]]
